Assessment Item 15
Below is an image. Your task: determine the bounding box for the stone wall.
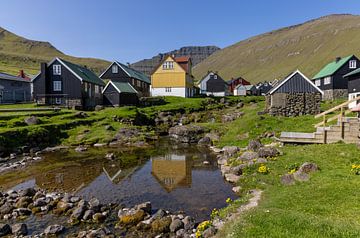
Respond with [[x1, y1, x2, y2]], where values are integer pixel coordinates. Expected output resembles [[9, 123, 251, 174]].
[[266, 93, 321, 117], [322, 89, 348, 100]]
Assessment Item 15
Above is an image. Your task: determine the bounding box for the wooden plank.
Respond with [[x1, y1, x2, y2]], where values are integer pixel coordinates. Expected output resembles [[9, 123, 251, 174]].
[[314, 110, 351, 127], [0, 108, 61, 112], [315, 95, 360, 118], [280, 132, 315, 139]]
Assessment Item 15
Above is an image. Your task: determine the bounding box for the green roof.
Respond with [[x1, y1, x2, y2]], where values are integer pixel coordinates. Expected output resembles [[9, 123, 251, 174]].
[[344, 68, 360, 78], [111, 81, 138, 93], [116, 62, 150, 84], [60, 58, 105, 86], [313, 55, 354, 79]]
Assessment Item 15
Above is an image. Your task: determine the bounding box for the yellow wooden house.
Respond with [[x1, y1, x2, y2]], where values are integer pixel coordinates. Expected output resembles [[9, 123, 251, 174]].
[[150, 55, 194, 97]]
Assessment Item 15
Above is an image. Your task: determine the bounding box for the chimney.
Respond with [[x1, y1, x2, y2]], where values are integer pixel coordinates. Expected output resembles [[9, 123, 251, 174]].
[[336, 56, 341, 63], [41, 62, 47, 76], [19, 70, 25, 78], [127, 62, 131, 68]]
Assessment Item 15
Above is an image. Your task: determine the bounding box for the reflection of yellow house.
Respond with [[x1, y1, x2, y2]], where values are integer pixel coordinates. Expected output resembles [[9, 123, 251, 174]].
[[151, 154, 192, 192], [151, 55, 194, 97]]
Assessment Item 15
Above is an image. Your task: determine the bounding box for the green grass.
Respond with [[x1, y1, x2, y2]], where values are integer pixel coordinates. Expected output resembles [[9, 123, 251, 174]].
[[217, 144, 360, 238]]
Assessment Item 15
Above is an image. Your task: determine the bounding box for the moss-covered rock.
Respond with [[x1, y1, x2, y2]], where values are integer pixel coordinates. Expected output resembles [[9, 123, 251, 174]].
[[151, 216, 172, 233]]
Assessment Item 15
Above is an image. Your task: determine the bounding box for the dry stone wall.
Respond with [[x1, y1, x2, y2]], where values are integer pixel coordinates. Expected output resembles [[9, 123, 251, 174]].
[[322, 89, 347, 100], [266, 93, 321, 116]]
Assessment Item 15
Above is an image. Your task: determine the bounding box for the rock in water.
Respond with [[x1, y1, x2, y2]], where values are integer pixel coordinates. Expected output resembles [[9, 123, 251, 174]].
[[11, 223, 27, 236], [0, 223, 11, 236], [44, 224, 65, 235], [168, 125, 205, 143], [170, 219, 184, 233]]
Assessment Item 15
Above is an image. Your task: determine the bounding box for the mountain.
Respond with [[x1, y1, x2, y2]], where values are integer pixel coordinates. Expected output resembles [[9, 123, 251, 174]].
[[193, 14, 360, 84], [0, 27, 110, 76], [131, 46, 220, 76]]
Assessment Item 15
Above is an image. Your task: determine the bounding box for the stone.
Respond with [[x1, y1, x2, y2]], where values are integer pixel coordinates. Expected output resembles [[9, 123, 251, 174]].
[[95, 105, 104, 111], [24, 116, 40, 125], [217, 155, 227, 165], [229, 165, 243, 176], [71, 205, 86, 220], [34, 197, 47, 207], [153, 209, 166, 219], [15, 196, 32, 208], [83, 210, 94, 220], [248, 139, 263, 152], [280, 174, 295, 185], [56, 201, 72, 213], [74, 111, 88, 118], [11, 223, 27, 236], [14, 208, 32, 216], [203, 226, 217, 238], [183, 216, 195, 231], [298, 162, 318, 174], [222, 146, 240, 157], [224, 174, 241, 183], [151, 216, 172, 233], [70, 196, 80, 203], [204, 133, 220, 142], [0, 203, 13, 215], [170, 219, 184, 233], [168, 125, 205, 143], [198, 137, 213, 146], [93, 213, 106, 223], [135, 201, 151, 214], [258, 147, 280, 158], [118, 209, 146, 226], [293, 171, 310, 182], [89, 198, 101, 212], [232, 186, 242, 193], [256, 158, 268, 164], [44, 224, 65, 235], [75, 145, 88, 152], [19, 188, 36, 197], [239, 151, 259, 161], [104, 125, 114, 131], [0, 223, 11, 236]]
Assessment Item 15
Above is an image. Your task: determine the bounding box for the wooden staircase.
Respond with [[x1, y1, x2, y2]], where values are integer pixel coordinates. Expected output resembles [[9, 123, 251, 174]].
[[279, 96, 360, 144]]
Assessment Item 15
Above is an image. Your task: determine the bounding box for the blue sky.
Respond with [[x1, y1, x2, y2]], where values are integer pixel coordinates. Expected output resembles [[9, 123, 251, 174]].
[[1, 0, 360, 63]]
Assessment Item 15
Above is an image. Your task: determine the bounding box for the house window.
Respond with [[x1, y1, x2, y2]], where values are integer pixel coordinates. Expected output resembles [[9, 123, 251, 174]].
[[315, 80, 321, 86], [137, 80, 141, 87], [95, 85, 99, 94], [112, 64, 118, 73], [53, 81, 62, 91], [53, 65, 61, 75], [214, 75, 218, 79], [162, 61, 174, 70], [89, 84, 92, 97], [350, 60, 357, 69], [55, 98, 62, 104], [165, 87, 172, 92], [324, 76, 331, 85]]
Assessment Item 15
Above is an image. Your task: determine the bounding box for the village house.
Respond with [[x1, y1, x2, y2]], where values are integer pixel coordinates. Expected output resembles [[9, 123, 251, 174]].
[[198, 71, 229, 96], [102, 81, 138, 106], [228, 76, 250, 94], [99, 61, 150, 97], [266, 70, 323, 116], [150, 55, 194, 97], [0, 72, 31, 104], [343, 68, 360, 109], [313, 55, 360, 100], [32, 57, 105, 109], [234, 84, 257, 96], [256, 81, 273, 95]]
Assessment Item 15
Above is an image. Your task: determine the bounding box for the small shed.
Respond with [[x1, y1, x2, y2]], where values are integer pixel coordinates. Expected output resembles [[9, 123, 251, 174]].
[[102, 81, 138, 106], [266, 70, 323, 116], [0, 72, 31, 104], [234, 84, 257, 96]]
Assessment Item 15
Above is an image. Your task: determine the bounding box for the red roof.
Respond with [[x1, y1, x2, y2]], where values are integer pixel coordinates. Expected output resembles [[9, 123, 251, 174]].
[[175, 56, 190, 63]]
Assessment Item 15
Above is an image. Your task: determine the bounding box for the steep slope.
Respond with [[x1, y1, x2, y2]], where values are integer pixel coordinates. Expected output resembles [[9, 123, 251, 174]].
[[193, 14, 360, 83], [131, 46, 220, 76], [0, 27, 110, 76]]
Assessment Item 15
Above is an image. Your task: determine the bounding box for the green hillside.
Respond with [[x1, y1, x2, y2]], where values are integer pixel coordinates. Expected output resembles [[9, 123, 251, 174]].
[[0, 27, 110, 76], [193, 14, 360, 83]]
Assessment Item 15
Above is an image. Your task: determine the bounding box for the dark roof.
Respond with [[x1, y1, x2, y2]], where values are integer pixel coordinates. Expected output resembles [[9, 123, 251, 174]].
[[59, 58, 105, 86], [103, 81, 138, 94], [313, 55, 354, 79], [0, 72, 31, 83], [115, 62, 150, 84]]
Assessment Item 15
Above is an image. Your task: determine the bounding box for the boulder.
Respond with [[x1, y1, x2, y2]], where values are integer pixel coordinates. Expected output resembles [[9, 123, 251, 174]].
[[232, 186, 242, 193], [204, 133, 220, 142], [15, 196, 32, 208], [224, 174, 241, 183], [238, 151, 259, 161], [24, 116, 40, 125], [248, 139, 263, 152], [93, 213, 106, 223], [74, 112, 88, 118], [14, 208, 32, 216], [280, 174, 295, 185], [19, 188, 36, 197], [135, 201, 151, 214], [11, 223, 27, 236], [33, 197, 48, 207], [70, 205, 86, 221], [89, 198, 101, 212], [44, 224, 65, 235], [152, 209, 166, 220], [293, 171, 310, 182], [83, 210, 94, 221], [170, 219, 184, 233], [229, 165, 243, 176], [0, 223, 11, 236], [0, 203, 13, 215], [198, 137, 213, 146], [56, 201, 72, 213], [183, 216, 195, 231], [151, 216, 172, 233], [75, 145, 88, 153], [203, 226, 217, 238], [95, 105, 104, 111], [118, 209, 145, 226], [222, 146, 240, 157], [168, 125, 205, 143], [258, 147, 280, 158], [298, 162, 319, 174]]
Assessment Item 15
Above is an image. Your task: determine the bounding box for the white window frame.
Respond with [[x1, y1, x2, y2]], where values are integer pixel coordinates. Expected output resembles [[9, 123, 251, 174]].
[[89, 84, 92, 97], [315, 79, 321, 87], [95, 85, 99, 94], [324, 76, 331, 85], [53, 65, 61, 75], [350, 60, 357, 69], [53, 81, 62, 91], [162, 61, 174, 70], [165, 87, 172, 92], [112, 64, 119, 74], [55, 98, 62, 104], [84, 82, 88, 92], [214, 75, 218, 79]]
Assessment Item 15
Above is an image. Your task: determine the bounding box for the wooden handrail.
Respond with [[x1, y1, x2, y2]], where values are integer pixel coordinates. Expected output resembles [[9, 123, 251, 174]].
[[314, 109, 351, 127], [315, 95, 360, 118]]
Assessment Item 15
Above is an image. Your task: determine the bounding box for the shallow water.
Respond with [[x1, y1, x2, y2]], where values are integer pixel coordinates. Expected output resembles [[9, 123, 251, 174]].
[[4, 139, 236, 221]]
